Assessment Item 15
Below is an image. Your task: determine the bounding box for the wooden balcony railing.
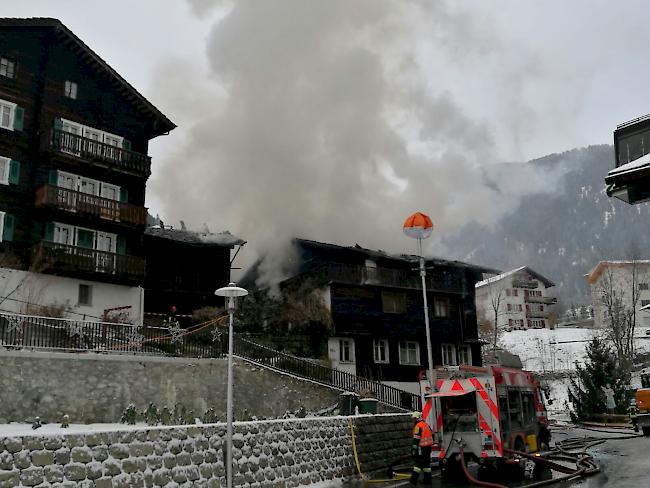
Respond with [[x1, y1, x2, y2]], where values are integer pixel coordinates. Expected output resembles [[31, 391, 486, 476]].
[[525, 309, 550, 319], [35, 185, 147, 226], [319, 263, 465, 293], [32, 241, 145, 281], [512, 279, 539, 289], [524, 295, 557, 305], [49, 129, 151, 176]]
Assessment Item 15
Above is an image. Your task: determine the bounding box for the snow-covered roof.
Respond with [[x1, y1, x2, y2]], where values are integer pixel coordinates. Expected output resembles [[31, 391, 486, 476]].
[[585, 260, 650, 284], [145, 227, 246, 247], [608, 152, 650, 177], [475, 266, 555, 288]]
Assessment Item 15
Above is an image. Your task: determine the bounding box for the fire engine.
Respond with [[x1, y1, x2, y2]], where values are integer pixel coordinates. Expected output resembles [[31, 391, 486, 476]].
[[418, 364, 550, 474]]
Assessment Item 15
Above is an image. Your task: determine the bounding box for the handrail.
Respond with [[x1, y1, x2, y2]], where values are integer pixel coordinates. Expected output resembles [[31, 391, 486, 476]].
[[50, 128, 151, 176], [35, 185, 147, 226], [0, 311, 222, 358], [233, 336, 421, 411]]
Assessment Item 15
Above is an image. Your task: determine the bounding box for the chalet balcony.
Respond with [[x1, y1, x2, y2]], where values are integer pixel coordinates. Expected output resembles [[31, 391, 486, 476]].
[[512, 278, 540, 289], [525, 310, 550, 319], [48, 129, 151, 177], [32, 241, 144, 282], [322, 263, 465, 293], [35, 185, 147, 226], [524, 295, 557, 305]]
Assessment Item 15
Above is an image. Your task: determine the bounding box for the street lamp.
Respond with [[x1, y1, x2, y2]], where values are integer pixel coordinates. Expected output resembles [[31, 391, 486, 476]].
[[215, 282, 248, 488], [403, 212, 436, 394]]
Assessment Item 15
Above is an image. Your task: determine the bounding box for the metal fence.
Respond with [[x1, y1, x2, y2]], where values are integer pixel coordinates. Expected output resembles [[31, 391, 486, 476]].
[[233, 336, 421, 411], [0, 312, 421, 410], [0, 312, 223, 358]]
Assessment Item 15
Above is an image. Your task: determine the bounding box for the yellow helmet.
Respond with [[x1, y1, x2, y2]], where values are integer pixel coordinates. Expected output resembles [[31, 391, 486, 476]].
[[411, 411, 422, 420]]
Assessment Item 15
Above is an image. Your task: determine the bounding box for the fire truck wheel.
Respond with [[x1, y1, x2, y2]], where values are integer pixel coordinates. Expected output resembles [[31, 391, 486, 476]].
[[642, 426, 650, 436]]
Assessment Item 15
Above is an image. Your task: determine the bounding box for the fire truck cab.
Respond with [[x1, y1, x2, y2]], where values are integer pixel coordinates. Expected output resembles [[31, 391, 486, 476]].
[[419, 365, 549, 469]]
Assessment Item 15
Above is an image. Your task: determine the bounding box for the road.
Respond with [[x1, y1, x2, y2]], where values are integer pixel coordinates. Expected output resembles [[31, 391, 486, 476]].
[[342, 426, 650, 488]]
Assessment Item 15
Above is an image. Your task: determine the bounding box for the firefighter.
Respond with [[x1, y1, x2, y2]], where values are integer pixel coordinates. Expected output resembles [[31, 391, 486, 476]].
[[410, 411, 433, 485]]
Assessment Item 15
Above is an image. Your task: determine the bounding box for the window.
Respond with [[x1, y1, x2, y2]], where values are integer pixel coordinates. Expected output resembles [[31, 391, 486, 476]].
[[399, 341, 420, 365], [457, 344, 472, 365], [78, 284, 92, 306], [364, 259, 377, 282], [64, 81, 78, 99], [441, 343, 456, 366], [513, 289, 518, 297], [507, 303, 512, 311], [640, 283, 649, 291], [0, 99, 16, 130], [339, 339, 353, 363], [53, 223, 73, 245], [0, 58, 15, 79], [434, 297, 449, 317], [373, 339, 389, 364], [0, 157, 9, 185], [0, 210, 4, 242], [382, 292, 406, 314]]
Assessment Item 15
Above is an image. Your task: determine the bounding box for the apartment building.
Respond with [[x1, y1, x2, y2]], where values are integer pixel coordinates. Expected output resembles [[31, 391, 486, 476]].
[[586, 260, 650, 328], [0, 18, 175, 322], [475, 266, 557, 331]]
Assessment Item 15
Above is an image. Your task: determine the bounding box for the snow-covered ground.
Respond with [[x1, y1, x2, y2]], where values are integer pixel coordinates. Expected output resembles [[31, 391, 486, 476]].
[[499, 326, 650, 373], [499, 326, 650, 420]]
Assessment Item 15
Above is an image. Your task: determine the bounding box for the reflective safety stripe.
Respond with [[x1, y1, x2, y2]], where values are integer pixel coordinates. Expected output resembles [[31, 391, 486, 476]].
[[423, 467, 432, 473], [413, 467, 422, 473]]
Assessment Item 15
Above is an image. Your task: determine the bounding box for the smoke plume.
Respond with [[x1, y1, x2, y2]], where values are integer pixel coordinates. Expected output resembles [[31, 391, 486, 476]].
[[148, 0, 565, 286]]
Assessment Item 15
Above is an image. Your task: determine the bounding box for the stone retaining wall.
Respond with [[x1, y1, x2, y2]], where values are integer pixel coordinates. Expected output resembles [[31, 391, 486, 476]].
[[0, 414, 412, 487], [0, 350, 341, 423]]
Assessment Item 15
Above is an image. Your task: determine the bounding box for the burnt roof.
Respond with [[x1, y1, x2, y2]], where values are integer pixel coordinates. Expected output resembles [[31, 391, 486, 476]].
[[0, 17, 176, 137], [295, 238, 498, 274], [145, 227, 246, 248]]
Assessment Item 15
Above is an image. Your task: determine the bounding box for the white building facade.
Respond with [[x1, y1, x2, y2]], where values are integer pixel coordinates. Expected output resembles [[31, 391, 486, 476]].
[[0, 267, 144, 324], [586, 260, 650, 328], [475, 266, 557, 332]]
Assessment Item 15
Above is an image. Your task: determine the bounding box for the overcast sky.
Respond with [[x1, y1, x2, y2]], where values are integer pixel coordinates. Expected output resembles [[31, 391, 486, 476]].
[[2, 1, 648, 277]]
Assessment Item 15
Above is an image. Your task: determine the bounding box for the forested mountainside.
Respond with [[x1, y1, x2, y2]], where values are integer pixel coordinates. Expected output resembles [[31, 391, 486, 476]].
[[443, 145, 650, 307]]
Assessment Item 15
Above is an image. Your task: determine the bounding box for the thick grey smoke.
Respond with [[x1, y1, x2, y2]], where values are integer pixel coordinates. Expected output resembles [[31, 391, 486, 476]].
[[149, 0, 565, 286]]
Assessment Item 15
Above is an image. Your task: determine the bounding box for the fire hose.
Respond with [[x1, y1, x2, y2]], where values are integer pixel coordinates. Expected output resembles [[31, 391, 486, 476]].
[[457, 435, 609, 488]]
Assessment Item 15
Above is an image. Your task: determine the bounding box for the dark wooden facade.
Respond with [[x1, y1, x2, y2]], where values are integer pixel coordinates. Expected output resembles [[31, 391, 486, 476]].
[[0, 18, 174, 284], [284, 239, 494, 382], [143, 228, 245, 315]]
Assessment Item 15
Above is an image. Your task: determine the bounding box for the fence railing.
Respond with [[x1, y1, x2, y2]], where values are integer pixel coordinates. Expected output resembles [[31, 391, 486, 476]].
[[0, 311, 420, 410], [50, 129, 151, 176], [33, 241, 145, 281], [35, 185, 147, 226], [233, 336, 421, 411], [0, 312, 223, 358]]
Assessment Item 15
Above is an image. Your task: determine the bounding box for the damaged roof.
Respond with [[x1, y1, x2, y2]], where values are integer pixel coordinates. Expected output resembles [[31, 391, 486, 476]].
[[295, 238, 498, 274], [145, 227, 246, 248]]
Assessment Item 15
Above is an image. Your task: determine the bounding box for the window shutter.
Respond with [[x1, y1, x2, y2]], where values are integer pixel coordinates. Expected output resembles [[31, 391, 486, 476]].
[[8, 160, 19, 185], [119, 187, 128, 203], [122, 139, 131, 151], [77, 229, 94, 249], [53, 117, 62, 130], [13, 106, 24, 131], [2, 214, 14, 242], [48, 169, 58, 185], [44, 222, 54, 241], [117, 235, 127, 255]]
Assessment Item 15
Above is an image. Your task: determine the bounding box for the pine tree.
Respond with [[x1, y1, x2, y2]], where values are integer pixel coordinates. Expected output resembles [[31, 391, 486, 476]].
[[567, 337, 628, 421]]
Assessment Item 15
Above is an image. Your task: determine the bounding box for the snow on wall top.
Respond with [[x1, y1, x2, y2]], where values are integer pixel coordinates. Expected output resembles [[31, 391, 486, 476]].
[[475, 265, 555, 288]]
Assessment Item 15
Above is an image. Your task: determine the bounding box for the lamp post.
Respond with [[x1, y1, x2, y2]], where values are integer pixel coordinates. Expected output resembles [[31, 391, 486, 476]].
[[403, 212, 436, 395], [215, 282, 248, 488]]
